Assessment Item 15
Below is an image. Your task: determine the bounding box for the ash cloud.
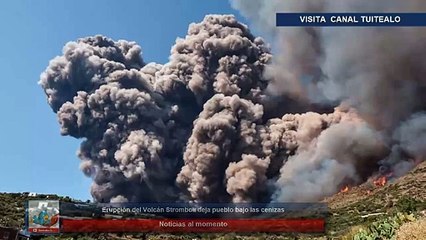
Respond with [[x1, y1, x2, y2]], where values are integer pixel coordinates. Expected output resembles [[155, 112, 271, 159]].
[[177, 94, 266, 202], [229, 0, 426, 201], [230, 0, 426, 129], [40, 8, 426, 203]]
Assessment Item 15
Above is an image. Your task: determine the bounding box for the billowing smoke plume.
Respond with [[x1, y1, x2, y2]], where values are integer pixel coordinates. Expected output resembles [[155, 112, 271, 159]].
[[40, 7, 426, 203], [231, 0, 426, 128], [40, 15, 274, 203], [229, 0, 426, 201]]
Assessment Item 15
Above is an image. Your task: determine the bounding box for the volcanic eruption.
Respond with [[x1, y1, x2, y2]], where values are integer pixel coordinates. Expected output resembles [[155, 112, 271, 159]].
[[39, 1, 426, 203]]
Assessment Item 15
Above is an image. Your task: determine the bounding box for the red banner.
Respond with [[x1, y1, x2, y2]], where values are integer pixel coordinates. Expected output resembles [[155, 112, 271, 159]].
[[61, 218, 325, 233]]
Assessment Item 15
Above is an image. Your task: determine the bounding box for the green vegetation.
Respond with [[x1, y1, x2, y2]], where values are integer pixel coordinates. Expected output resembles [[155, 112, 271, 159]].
[[395, 196, 422, 214], [346, 212, 416, 240]]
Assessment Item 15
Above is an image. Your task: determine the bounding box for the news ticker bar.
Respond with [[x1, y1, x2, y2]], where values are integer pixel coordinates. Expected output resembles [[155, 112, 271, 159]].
[[26, 201, 328, 234], [60, 218, 325, 233], [60, 202, 328, 219], [276, 13, 426, 27]]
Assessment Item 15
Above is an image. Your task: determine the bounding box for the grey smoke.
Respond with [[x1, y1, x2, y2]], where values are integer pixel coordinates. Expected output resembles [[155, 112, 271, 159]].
[[231, 0, 426, 129], [225, 154, 270, 203], [229, 0, 426, 201], [39, 16, 274, 203], [393, 113, 426, 160], [273, 121, 387, 202], [40, 8, 426, 203], [176, 94, 266, 202]]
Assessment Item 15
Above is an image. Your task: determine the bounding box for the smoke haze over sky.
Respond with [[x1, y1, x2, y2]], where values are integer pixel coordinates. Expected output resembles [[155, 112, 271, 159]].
[[0, 0, 243, 201]]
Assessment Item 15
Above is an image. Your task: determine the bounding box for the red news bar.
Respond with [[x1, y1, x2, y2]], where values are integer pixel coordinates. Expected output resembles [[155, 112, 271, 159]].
[[61, 218, 325, 233]]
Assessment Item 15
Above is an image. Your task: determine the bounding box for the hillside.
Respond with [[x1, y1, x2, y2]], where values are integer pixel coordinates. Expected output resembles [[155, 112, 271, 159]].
[[325, 161, 426, 239], [1, 161, 425, 239]]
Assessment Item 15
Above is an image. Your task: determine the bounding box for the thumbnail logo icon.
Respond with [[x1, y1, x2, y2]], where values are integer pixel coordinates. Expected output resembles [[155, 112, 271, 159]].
[[27, 200, 60, 234]]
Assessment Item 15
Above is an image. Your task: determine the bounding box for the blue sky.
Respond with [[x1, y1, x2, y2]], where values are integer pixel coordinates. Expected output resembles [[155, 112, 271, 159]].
[[0, 0, 249, 201]]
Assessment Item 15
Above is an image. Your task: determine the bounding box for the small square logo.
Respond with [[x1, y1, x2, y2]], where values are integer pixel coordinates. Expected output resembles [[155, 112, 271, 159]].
[[27, 200, 60, 234]]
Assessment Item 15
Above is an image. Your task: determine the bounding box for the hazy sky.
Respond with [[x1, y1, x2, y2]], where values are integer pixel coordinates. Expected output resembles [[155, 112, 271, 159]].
[[0, 0, 246, 201]]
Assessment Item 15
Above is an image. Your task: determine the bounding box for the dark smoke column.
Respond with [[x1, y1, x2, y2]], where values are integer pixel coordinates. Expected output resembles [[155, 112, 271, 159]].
[[39, 35, 181, 202], [39, 15, 273, 203]]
